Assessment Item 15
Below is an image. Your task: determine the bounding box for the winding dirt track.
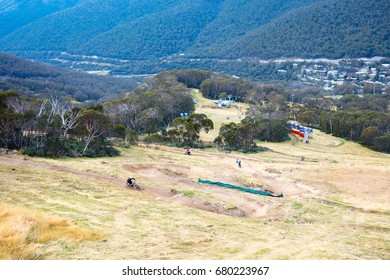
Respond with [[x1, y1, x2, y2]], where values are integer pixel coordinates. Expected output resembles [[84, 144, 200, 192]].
[[0, 156, 285, 218]]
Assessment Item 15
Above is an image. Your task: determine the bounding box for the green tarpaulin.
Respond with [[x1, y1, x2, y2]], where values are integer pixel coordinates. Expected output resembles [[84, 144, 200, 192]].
[[198, 178, 283, 198]]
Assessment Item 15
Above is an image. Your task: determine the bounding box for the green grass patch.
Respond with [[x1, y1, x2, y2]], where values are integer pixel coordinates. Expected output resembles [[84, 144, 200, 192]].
[[292, 201, 303, 210], [181, 190, 197, 198]]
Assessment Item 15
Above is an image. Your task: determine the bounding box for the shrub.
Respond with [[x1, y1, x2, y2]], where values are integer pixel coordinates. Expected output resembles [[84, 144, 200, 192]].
[[144, 133, 163, 143], [20, 148, 44, 157]]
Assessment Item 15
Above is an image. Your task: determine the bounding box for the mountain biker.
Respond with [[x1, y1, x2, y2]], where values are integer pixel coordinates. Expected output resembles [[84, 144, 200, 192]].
[[127, 177, 136, 187]]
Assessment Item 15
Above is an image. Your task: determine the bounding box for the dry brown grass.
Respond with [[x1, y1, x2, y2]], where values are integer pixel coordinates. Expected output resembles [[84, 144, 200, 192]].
[[0, 142, 389, 259], [0, 92, 389, 260], [0, 202, 104, 259], [193, 89, 248, 141]]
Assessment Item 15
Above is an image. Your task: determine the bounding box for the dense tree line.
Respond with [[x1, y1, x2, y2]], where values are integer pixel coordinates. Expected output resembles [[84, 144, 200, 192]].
[[104, 72, 196, 135], [104, 70, 214, 148], [318, 110, 390, 152], [168, 113, 213, 147], [295, 94, 390, 153], [214, 117, 289, 152], [200, 77, 252, 101], [112, 58, 300, 82], [338, 95, 389, 112], [0, 91, 118, 157]]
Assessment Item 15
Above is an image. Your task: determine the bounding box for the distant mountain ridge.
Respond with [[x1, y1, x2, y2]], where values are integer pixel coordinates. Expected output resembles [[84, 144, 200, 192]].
[[0, 0, 86, 38], [0, 52, 136, 101], [0, 0, 388, 68]]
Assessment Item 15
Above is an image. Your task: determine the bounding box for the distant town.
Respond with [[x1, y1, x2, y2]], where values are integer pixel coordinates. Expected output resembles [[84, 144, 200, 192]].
[[276, 57, 390, 95]]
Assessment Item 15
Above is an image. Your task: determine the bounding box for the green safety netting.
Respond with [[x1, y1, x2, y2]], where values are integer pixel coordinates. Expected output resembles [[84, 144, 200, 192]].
[[197, 178, 283, 198]]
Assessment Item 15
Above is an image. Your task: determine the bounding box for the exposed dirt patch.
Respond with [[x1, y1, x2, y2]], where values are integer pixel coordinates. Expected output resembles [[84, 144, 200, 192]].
[[1, 156, 273, 218], [265, 168, 282, 175], [0, 148, 17, 155], [122, 159, 290, 219]]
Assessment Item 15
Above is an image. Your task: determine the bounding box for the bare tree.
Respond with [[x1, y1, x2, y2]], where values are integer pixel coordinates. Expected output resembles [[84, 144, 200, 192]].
[[32, 97, 81, 151], [78, 109, 112, 154], [127, 103, 142, 132], [6, 96, 32, 114], [59, 108, 80, 140]]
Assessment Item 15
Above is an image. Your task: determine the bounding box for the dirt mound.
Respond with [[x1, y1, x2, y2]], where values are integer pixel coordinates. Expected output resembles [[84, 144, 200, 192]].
[[123, 161, 284, 218]]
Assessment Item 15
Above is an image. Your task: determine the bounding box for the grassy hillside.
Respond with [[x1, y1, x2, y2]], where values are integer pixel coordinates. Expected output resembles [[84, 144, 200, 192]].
[[0, 91, 389, 260], [192, 89, 249, 141]]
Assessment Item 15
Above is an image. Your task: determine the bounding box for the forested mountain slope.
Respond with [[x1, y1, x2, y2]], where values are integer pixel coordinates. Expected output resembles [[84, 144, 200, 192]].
[[0, 0, 86, 37], [3, 0, 388, 60], [189, 0, 320, 52], [0, 53, 136, 101], [214, 0, 390, 59]]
